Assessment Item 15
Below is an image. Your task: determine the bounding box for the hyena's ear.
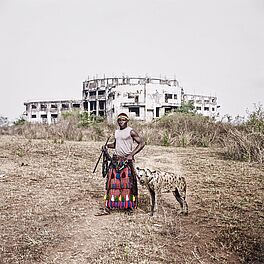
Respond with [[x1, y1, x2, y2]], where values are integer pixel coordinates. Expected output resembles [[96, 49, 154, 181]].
[[147, 168, 156, 174], [146, 169, 153, 175]]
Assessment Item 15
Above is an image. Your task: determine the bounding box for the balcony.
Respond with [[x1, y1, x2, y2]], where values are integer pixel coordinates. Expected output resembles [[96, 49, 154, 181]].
[[98, 95, 106, 100], [120, 102, 145, 107], [161, 102, 180, 107]]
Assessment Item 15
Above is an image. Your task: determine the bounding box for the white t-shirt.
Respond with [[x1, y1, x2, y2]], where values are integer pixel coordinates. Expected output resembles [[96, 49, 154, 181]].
[[114, 126, 133, 157]]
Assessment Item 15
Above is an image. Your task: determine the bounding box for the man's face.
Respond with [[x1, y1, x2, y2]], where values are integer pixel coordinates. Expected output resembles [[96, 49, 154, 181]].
[[117, 118, 128, 129]]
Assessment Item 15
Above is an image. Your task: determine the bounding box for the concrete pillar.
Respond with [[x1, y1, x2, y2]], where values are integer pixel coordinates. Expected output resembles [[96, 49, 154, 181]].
[[96, 91, 99, 116], [87, 100, 90, 114]]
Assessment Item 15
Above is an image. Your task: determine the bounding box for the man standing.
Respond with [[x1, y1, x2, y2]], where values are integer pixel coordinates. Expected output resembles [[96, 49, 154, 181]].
[[102, 113, 145, 213]]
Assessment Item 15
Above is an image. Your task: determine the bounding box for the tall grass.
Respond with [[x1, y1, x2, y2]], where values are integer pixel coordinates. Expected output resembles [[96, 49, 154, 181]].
[[148, 112, 223, 147], [221, 104, 264, 163], [222, 128, 264, 163], [1, 105, 263, 163], [3, 111, 114, 142], [130, 106, 264, 163]]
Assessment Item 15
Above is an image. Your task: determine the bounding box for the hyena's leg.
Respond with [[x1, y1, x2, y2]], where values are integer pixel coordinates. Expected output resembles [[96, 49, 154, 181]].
[[154, 190, 159, 213], [179, 177, 188, 215], [148, 188, 155, 216], [172, 188, 188, 215]]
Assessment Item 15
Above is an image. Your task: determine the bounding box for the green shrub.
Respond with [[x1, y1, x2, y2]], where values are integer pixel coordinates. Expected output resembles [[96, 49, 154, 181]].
[[162, 132, 170, 146], [175, 101, 196, 114], [79, 112, 105, 127], [246, 103, 264, 134], [14, 116, 26, 126]]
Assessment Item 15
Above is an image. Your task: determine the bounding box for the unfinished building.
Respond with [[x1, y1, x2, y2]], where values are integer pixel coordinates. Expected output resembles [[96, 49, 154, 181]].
[[24, 100, 83, 124], [183, 94, 219, 116], [24, 76, 219, 124], [82, 77, 185, 122]]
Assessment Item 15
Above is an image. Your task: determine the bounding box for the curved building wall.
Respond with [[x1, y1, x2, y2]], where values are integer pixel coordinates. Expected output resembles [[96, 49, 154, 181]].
[[82, 77, 183, 122]]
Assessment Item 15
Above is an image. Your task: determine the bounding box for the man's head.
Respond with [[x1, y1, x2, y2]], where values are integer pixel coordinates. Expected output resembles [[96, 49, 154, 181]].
[[117, 113, 129, 129]]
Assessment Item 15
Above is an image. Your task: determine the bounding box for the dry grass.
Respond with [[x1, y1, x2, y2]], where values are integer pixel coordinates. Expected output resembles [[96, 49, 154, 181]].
[[128, 113, 224, 147], [182, 148, 264, 263], [221, 128, 264, 163], [1, 108, 263, 164], [4, 117, 114, 142], [1, 136, 263, 263]]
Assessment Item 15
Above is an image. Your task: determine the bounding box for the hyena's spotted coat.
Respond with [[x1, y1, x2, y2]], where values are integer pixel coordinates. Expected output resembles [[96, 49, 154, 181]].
[[136, 167, 188, 216]]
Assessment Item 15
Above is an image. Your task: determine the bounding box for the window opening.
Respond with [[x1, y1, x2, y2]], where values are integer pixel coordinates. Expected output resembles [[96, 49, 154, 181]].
[[129, 107, 139, 117]]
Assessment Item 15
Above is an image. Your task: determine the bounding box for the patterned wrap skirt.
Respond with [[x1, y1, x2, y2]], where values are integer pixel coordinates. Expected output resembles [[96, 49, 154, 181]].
[[104, 156, 138, 209]]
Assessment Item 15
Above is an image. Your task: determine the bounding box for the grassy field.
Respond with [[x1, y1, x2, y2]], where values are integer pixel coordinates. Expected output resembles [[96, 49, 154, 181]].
[[0, 135, 263, 263]]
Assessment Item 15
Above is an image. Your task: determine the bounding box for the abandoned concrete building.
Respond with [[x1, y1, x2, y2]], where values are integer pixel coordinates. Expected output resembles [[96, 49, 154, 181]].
[[24, 100, 83, 124], [82, 77, 185, 122], [183, 94, 218, 116], [24, 76, 219, 124]]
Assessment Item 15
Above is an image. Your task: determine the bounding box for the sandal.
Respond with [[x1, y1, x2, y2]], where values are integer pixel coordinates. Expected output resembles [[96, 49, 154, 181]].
[[94, 208, 110, 216]]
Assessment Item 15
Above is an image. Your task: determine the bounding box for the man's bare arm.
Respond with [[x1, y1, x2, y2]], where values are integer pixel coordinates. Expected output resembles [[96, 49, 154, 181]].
[[128, 130, 145, 159]]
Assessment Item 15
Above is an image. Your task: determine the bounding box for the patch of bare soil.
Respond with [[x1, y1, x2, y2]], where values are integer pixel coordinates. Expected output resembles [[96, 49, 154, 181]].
[[0, 135, 263, 263]]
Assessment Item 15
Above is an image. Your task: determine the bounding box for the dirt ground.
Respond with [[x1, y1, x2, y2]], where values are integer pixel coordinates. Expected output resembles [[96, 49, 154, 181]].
[[0, 135, 263, 264]]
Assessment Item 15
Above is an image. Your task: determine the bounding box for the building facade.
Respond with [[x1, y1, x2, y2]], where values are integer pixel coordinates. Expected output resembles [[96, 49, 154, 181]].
[[82, 77, 184, 122], [183, 94, 219, 117], [24, 100, 83, 124], [24, 76, 219, 124]]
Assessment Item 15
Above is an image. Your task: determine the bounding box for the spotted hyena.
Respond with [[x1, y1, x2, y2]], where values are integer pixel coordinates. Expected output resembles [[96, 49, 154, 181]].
[[136, 167, 188, 216]]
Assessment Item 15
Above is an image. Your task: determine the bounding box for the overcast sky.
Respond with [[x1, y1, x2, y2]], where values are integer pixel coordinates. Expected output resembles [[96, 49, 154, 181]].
[[0, 0, 263, 121]]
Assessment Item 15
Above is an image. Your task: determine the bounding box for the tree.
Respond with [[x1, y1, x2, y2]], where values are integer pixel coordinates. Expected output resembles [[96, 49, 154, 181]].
[[176, 101, 196, 114]]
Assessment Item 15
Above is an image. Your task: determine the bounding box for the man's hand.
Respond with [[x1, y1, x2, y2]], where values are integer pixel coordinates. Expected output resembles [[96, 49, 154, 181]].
[[126, 154, 134, 161], [102, 145, 107, 152]]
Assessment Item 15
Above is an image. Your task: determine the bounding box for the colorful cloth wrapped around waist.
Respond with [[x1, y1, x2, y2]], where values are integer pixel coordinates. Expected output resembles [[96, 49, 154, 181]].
[[105, 155, 138, 209], [111, 155, 134, 172]]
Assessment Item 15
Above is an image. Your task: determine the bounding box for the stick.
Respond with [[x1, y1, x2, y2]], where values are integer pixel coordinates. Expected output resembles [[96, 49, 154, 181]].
[[93, 136, 111, 173]]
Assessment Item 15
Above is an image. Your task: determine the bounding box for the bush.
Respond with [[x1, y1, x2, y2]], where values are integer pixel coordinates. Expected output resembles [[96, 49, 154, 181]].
[[78, 112, 105, 127], [175, 101, 196, 114], [222, 129, 264, 163], [13, 116, 26, 126], [143, 112, 222, 147], [246, 103, 264, 133], [221, 104, 264, 163]]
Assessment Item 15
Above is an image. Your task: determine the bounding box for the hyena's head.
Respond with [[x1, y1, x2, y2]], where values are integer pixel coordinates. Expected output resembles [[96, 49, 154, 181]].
[[136, 167, 155, 185]]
